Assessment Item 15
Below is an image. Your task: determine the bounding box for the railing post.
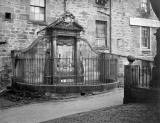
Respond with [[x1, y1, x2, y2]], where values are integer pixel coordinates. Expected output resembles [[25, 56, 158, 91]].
[[50, 35, 57, 84], [124, 55, 138, 104], [11, 50, 15, 79], [74, 38, 78, 84], [123, 65, 133, 104], [50, 36, 54, 85]]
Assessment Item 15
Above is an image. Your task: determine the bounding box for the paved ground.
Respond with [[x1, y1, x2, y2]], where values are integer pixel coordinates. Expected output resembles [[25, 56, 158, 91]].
[[0, 88, 123, 123], [43, 103, 160, 123]]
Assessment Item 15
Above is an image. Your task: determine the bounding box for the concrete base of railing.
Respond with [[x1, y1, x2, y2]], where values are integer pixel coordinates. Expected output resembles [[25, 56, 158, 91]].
[[11, 81, 120, 94], [123, 87, 160, 104]]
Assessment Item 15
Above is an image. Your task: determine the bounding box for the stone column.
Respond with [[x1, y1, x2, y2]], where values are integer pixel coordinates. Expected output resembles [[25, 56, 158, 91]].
[[50, 35, 57, 84], [123, 65, 132, 104], [150, 28, 160, 88], [123, 56, 140, 104], [123, 64, 140, 104], [149, 0, 160, 88]]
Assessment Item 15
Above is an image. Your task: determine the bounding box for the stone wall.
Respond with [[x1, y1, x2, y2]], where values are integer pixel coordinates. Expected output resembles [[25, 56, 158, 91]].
[[115, 0, 158, 56], [111, 0, 158, 58], [0, 0, 44, 52], [0, 0, 110, 56]]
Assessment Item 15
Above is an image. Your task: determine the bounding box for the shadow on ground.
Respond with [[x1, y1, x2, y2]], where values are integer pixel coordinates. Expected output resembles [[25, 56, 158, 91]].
[[42, 103, 160, 123]]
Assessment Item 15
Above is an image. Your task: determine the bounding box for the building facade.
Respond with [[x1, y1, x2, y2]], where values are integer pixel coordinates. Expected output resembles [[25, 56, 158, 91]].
[[0, 0, 159, 76]]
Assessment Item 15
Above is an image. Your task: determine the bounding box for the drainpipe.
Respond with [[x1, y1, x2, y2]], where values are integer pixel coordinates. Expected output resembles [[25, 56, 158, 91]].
[[64, 0, 67, 12], [109, 0, 112, 54]]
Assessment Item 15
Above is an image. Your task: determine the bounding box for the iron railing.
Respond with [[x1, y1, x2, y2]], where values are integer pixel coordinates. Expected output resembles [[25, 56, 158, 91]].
[[12, 57, 118, 85], [129, 66, 152, 88]]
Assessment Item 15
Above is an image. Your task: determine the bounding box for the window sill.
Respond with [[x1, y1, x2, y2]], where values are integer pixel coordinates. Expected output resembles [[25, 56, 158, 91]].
[[94, 3, 109, 9], [28, 20, 47, 26], [3, 18, 13, 22], [141, 47, 151, 50], [141, 48, 151, 52], [94, 46, 109, 50]]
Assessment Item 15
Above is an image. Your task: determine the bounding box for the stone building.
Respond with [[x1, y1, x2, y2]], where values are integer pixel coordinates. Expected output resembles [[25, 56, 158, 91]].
[[0, 0, 159, 76]]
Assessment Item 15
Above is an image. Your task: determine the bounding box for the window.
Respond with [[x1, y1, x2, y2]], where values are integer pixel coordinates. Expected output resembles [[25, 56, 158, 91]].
[[96, 20, 107, 48], [141, 27, 150, 49], [5, 12, 11, 20], [141, 0, 150, 14], [95, 0, 108, 6], [30, 0, 45, 22]]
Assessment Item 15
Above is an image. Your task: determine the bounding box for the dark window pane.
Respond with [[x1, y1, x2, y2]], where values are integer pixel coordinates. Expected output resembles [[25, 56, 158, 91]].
[[39, 7, 45, 14], [141, 27, 150, 49]]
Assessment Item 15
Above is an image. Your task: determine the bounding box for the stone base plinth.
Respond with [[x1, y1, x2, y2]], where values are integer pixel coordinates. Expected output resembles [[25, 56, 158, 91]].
[[150, 67, 160, 88]]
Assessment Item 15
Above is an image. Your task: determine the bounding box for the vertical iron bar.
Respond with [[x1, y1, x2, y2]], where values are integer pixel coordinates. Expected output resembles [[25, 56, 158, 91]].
[[131, 67, 133, 86], [139, 66, 140, 86], [146, 67, 148, 87], [135, 66, 137, 86], [142, 67, 144, 87], [74, 39, 78, 85], [50, 36, 54, 85], [93, 58, 94, 85], [31, 57, 33, 84], [85, 58, 86, 84], [88, 57, 89, 85]]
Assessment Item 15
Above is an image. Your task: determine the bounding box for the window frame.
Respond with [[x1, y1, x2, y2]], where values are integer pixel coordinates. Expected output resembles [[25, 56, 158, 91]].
[[96, 20, 108, 48], [140, 26, 151, 51], [29, 0, 46, 23]]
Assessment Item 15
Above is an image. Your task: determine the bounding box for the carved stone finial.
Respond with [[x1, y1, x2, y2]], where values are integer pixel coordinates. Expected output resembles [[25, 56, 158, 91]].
[[127, 55, 135, 65]]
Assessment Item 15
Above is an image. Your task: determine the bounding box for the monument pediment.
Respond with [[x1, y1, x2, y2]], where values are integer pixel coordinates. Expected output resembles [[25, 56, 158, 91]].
[[53, 21, 83, 31], [40, 11, 84, 33]]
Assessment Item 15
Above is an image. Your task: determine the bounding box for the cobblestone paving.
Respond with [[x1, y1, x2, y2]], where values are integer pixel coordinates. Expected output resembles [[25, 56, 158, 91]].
[[43, 103, 160, 123]]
